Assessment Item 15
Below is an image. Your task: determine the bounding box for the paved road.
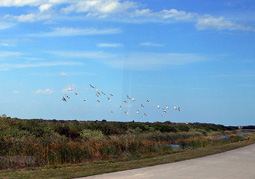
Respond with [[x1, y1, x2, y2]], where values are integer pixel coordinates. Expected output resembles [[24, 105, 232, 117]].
[[76, 144, 255, 179]]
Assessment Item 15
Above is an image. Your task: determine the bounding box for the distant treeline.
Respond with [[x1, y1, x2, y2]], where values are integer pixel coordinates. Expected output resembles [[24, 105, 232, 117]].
[[241, 126, 255, 129], [0, 115, 237, 137]]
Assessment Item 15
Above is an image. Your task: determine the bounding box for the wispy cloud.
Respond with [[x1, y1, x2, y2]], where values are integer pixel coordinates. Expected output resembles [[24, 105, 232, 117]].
[[196, 15, 254, 31], [0, 39, 33, 47], [15, 13, 52, 22], [239, 84, 255, 88], [47, 50, 208, 71], [32, 71, 97, 77], [59, 72, 68, 77], [23, 57, 44, 61], [97, 43, 122, 48], [0, 61, 83, 71], [0, 42, 10, 47], [140, 42, 164, 47], [62, 0, 138, 18], [0, 51, 23, 59], [0, 0, 43, 7], [46, 50, 116, 59], [35, 88, 54, 94], [1, 0, 254, 32], [0, 22, 15, 30], [29, 27, 121, 37], [105, 52, 208, 71], [215, 71, 255, 78]]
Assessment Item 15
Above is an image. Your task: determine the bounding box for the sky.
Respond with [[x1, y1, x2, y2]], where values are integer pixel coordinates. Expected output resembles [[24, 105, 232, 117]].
[[0, 0, 255, 126]]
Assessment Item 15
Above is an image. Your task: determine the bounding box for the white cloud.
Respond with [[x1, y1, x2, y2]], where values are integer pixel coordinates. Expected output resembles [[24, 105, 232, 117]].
[[39, 4, 52, 12], [0, 0, 42, 7], [15, 13, 52, 22], [140, 42, 164, 47], [196, 15, 254, 31], [16, 13, 37, 22], [0, 0, 75, 7], [29, 27, 121, 37], [0, 61, 83, 71], [97, 43, 122, 48], [159, 9, 196, 21], [35, 88, 54, 94], [1, 0, 253, 32], [133, 8, 196, 22], [105, 52, 208, 71], [62, 0, 137, 17]]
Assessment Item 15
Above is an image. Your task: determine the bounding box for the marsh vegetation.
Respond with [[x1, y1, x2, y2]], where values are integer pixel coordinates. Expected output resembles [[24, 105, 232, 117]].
[[0, 115, 250, 170]]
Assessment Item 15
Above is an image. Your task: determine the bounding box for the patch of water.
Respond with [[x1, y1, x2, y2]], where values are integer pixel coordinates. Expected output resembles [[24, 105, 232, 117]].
[[237, 131, 252, 135], [166, 144, 180, 151]]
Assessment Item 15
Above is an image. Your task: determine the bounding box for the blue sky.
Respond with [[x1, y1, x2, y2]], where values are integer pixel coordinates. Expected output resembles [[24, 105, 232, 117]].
[[1, 0, 255, 126]]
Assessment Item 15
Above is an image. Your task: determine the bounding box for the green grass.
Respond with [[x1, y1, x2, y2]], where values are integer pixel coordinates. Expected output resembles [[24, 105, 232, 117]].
[[1, 139, 254, 179]]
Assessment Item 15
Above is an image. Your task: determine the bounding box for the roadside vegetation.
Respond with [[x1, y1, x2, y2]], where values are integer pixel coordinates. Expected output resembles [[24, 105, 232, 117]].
[[0, 114, 254, 178]]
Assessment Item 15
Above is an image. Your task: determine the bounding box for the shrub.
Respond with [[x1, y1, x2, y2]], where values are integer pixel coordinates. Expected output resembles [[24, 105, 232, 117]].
[[80, 129, 105, 141]]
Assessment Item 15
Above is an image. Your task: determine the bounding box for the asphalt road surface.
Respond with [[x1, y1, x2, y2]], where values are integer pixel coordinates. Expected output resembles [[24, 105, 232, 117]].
[[76, 144, 255, 179]]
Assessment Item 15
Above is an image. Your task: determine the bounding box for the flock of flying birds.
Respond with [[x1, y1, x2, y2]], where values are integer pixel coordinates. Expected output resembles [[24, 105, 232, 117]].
[[62, 84, 181, 118]]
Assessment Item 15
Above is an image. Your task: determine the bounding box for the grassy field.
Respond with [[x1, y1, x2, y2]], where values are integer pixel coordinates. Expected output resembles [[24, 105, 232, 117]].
[[0, 138, 254, 179]]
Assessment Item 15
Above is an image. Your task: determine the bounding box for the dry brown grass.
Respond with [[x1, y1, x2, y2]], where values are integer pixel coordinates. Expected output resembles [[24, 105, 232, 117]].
[[0, 138, 254, 179]]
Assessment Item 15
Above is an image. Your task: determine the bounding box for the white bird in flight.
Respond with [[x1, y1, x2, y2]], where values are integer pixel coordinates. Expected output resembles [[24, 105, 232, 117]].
[[63, 83, 182, 117], [68, 86, 73, 91]]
